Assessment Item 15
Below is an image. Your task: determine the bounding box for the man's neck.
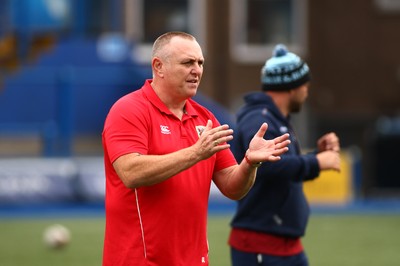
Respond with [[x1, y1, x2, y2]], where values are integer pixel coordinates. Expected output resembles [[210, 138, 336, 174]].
[[266, 91, 290, 117]]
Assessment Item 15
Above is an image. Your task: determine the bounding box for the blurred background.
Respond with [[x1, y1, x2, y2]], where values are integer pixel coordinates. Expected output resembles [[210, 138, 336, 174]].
[[0, 0, 400, 265], [1, 0, 400, 211]]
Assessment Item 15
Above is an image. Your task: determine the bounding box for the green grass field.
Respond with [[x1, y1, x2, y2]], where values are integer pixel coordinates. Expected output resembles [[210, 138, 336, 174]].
[[1, 213, 400, 266]]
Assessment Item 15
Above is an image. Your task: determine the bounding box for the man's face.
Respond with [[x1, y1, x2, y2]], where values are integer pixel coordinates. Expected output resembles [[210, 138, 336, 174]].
[[289, 82, 309, 113], [161, 37, 205, 100]]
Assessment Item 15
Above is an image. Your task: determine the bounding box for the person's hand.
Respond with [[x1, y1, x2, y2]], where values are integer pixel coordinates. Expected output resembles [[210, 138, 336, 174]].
[[317, 132, 340, 152], [245, 123, 290, 164], [193, 120, 234, 160], [316, 150, 341, 172]]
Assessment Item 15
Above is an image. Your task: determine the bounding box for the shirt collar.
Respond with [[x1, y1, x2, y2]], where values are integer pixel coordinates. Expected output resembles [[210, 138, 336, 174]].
[[142, 79, 198, 119]]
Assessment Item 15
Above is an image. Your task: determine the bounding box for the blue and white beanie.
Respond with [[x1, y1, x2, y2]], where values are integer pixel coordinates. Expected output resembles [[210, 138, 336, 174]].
[[261, 44, 310, 91]]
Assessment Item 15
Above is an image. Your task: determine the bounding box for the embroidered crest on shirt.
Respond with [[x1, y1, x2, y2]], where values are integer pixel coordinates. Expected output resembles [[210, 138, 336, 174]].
[[160, 125, 171, 134], [196, 125, 205, 137]]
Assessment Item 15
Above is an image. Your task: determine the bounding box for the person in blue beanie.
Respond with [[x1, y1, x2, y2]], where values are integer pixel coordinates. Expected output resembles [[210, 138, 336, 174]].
[[228, 44, 341, 266]]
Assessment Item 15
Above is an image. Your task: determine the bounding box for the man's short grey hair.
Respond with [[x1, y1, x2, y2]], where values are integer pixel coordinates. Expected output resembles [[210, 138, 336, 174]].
[[152, 31, 196, 58]]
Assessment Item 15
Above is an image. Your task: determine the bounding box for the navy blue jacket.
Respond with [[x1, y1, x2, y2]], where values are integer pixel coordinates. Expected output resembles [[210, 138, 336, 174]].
[[230, 92, 320, 238]]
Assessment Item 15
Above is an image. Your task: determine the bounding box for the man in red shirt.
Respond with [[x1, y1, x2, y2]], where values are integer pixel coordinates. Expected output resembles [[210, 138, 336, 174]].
[[102, 31, 290, 266]]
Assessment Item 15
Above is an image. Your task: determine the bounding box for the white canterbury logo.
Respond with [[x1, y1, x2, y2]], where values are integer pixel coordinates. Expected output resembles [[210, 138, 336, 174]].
[[160, 125, 171, 134]]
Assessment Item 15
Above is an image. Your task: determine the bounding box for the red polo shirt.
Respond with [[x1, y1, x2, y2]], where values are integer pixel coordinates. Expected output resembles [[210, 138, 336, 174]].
[[102, 80, 237, 266]]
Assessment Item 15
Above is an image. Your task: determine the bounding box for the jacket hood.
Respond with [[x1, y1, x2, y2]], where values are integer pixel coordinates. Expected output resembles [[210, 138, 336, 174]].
[[237, 92, 285, 123]]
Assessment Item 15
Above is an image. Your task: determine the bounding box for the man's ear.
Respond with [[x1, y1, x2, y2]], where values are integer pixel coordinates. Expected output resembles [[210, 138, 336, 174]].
[[152, 57, 164, 77]]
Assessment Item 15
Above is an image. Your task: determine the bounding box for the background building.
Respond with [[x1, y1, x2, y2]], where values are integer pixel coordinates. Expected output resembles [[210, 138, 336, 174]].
[[1, 0, 400, 200]]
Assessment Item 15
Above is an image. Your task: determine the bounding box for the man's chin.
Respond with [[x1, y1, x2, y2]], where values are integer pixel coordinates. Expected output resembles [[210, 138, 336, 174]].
[[187, 87, 198, 96]]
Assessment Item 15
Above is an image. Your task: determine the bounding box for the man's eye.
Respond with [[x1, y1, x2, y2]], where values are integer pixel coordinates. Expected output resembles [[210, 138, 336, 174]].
[[183, 60, 203, 66]]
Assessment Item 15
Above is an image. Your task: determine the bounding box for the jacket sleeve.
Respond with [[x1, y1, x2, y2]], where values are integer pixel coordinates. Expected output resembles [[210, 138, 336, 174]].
[[234, 110, 320, 183], [257, 153, 320, 182]]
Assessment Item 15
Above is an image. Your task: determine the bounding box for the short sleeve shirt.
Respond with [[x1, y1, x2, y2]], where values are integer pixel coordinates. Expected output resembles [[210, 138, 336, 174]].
[[102, 80, 237, 266]]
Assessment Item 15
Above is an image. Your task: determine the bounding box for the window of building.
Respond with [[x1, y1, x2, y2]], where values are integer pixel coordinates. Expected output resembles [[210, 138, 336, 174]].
[[125, 0, 205, 64], [230, 0, 308, 63], [374, 0, 400, 13]]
